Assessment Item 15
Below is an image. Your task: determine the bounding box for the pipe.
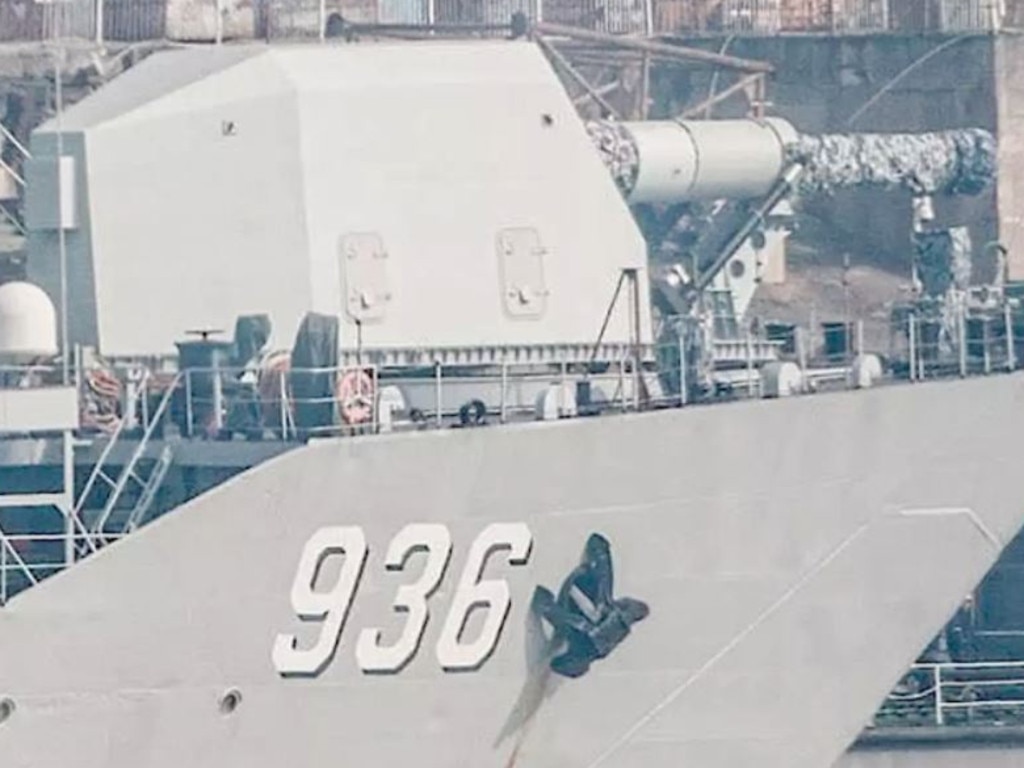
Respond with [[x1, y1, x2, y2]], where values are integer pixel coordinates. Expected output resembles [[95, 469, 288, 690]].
[[534, 23, 774, 73], [694, 164, 804, 292]]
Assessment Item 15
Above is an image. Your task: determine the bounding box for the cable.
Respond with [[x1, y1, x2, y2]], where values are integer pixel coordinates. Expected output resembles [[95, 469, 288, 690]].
[[846, 35, 971, 129]]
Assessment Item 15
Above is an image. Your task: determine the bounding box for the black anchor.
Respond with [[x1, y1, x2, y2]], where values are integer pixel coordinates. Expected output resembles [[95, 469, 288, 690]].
[[534, 533, 649, 678]]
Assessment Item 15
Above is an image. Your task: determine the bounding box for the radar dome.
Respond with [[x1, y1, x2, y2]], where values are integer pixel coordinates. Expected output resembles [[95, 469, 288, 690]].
[[0, 281, 58, 363]]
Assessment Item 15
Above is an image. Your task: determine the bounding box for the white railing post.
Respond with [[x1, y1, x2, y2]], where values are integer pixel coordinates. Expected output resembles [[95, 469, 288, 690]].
[[185, 370, 194, 437], [62, 429, 75, 567], [678, 332, 687, 406], [984, 316, 992, 374], [372, 366, 379, 435], [934, 665, 944, 726], [908, 314, 918, 381], [617, 355, 626, 410], [500, 361, 508, 423], [559, 359, 567, 415], [94, 0, 104, 46], [279, 369, 288, 439], [434, 362, 442, 428], [796, 326, 807, 381], [958, 302, 968, 377], [992, 0, 1005, 31], [745, 331, 755, 396], [1006, 301, 1016, 371]]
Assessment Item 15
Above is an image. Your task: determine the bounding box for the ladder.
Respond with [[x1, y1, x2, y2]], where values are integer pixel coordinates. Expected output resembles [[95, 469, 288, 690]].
[[83, 372, 181, 545], [0, 119, 29, 241], [122, 444, 174, 535]]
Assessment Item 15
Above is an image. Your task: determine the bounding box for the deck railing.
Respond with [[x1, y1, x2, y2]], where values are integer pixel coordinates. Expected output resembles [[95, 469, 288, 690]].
[[1, 296, 1023, 604], [875, 661, 1024, 729], [3, 296, 1023, 442]]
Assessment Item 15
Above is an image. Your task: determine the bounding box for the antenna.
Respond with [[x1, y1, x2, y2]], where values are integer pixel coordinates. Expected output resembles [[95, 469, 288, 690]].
[[184, 329, 227, 342]]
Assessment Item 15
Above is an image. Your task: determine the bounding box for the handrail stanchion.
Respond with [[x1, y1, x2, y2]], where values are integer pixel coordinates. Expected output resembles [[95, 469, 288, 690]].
[[958, 300, 968, 377], [908, 314, 918, 382], [500, 361, 508, 423], [678, 332, 687, 406], [279, 368, 288, 439], [434, 362, 443, 428], [560, 358, 567, 414], [618, 355, 625, 410], [745, 331, 755, 397], [185, 370, 194, 437], [140, 369, 151, 428], [1006, 301, 1016, 371], [373, 365, 379, 435], [984, 315, 992, 374]]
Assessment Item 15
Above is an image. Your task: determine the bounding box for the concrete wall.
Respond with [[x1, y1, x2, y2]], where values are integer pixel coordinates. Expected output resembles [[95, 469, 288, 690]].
[[650, 33, 1004, 280]]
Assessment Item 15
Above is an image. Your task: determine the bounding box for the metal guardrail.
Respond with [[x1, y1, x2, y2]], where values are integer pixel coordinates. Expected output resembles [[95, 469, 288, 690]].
[[0, 530, 124, 604], [876, 661, 1024, 728], [3, 296, 1023, 442], [118, 357, 657, 437], [0, 0, 98, 43], [0, 0, 1006, 45], [937, 0, 1006, 31]]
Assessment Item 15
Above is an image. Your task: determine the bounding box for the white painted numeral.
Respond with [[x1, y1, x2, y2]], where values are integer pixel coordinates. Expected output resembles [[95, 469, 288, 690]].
[[274, 522, 534, 677], [435, 522, 534, 671], [356, 523, 453, 673], [272, 526, 369, 676]]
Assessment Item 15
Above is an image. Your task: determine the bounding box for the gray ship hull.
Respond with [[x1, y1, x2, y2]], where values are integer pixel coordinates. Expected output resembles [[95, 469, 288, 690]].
[[2, 375, 1024, 767]]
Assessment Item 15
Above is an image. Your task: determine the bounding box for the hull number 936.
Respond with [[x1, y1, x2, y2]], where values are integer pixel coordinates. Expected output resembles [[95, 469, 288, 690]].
[[272, 522, 533, 677]]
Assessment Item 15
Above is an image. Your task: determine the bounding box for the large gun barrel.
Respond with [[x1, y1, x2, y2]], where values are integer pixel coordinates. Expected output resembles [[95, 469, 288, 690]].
[[589, 118, 997, 205]]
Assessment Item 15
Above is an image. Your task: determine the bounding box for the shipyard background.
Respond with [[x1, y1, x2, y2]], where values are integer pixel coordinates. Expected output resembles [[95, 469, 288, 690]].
[[3, 1, 1024, 765]]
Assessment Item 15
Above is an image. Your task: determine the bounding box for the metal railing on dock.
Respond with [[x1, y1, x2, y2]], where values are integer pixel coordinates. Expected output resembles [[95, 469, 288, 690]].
[[875, 661, 1024, 729], [0, 0, 1007, 46]]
